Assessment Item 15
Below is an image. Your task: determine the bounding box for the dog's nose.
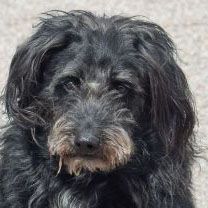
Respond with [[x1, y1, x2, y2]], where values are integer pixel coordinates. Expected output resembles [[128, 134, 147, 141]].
[[74, 135, 100, 154]]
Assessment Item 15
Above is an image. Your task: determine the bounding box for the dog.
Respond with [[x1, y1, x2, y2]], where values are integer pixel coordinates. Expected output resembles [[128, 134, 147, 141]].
[[0, 10, 196, 208]]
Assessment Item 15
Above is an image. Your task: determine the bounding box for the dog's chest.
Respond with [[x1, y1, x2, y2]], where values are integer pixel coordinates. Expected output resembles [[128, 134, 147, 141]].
[[49, 188, 99, 208], [48, 186, 138, 208]]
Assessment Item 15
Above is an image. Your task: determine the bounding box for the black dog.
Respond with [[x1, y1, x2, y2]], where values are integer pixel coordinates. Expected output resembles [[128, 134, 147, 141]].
[[0, 11, 196, 208]]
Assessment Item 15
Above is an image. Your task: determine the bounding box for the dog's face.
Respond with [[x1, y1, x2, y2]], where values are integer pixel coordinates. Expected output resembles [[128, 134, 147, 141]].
[[47, 63, 138, 175], [5, 11, 195, 175], [43, 16, 144, 175]]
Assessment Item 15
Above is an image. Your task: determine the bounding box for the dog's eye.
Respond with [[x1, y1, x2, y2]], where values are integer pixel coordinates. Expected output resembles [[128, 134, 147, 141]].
[[63, 76, 81, 90], [116, 85, 127, 93], [56, 76, 81, 93], [113, 81, 132, 94]]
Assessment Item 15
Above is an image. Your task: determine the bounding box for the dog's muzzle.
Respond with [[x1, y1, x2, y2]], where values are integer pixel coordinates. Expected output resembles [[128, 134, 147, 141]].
[[48, 116, 134, 176]]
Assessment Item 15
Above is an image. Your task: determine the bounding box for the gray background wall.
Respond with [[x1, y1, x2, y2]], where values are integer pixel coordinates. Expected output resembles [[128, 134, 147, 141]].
[[0, 0, 207, 207]]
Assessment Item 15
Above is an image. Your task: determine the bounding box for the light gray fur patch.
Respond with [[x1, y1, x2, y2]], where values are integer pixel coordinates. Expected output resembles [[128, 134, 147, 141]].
[[87, 82, 100, 90]]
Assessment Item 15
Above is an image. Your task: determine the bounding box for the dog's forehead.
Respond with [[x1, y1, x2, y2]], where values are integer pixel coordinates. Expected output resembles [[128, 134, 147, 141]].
[[48, 22, 140, 87], [64, 48, 137, 80]]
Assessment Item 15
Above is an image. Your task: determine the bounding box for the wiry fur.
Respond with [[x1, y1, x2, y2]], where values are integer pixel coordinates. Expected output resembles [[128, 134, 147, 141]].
[[49, 116, 134, 175], [0, 10, 196, 208]]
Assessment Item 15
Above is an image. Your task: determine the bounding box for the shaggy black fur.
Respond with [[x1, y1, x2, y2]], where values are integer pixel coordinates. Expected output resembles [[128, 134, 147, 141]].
[[0, 10, 196, 208]]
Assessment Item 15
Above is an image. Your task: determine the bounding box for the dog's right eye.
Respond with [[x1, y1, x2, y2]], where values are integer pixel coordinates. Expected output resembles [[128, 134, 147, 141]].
[[63, 76, 81, 89], [55, 76, 81, 93]]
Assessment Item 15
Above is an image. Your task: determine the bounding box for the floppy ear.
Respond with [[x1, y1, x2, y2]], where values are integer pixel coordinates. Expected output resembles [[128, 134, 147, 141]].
[[147, 60, 195, 153], [4, 15, 80, 128], [134, 22, 195, 154]]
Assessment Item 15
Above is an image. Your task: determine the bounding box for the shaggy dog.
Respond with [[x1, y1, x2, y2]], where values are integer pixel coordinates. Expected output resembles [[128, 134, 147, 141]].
[[0, 11, 196, 208]]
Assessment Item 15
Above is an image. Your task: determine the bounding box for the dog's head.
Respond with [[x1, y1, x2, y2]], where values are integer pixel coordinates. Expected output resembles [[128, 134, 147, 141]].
[[4, 11, 195, 175]]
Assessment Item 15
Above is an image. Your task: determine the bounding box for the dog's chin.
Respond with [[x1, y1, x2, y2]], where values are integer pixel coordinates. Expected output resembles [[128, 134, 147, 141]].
[[57, 154, 129, 176]]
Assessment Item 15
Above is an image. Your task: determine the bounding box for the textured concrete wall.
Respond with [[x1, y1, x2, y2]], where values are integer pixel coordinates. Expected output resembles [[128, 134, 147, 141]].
[[0, 0, 207, 207]]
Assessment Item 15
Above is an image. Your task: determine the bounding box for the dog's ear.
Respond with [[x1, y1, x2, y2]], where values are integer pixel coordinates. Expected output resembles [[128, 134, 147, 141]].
[[133, 22, 195, 154], [4, 15, 80, 128], [147, 60, 195, 154]]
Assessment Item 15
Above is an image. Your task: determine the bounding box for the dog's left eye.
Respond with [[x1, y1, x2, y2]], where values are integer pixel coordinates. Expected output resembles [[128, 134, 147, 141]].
[[116, 84, 127, 93], [113, 81, 132, 94]]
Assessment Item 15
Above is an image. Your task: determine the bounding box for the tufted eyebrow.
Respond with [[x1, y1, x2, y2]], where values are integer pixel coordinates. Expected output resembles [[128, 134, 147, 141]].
[[113, 70, 138, 86], [62, 64, 82, 77], [111, 70, 145, 93]]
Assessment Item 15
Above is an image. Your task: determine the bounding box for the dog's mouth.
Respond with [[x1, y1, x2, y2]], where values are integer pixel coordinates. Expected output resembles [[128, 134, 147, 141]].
[[50, 143, 134, 176], [58, 154, 116, 176], [52, 140, 134, 176]]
